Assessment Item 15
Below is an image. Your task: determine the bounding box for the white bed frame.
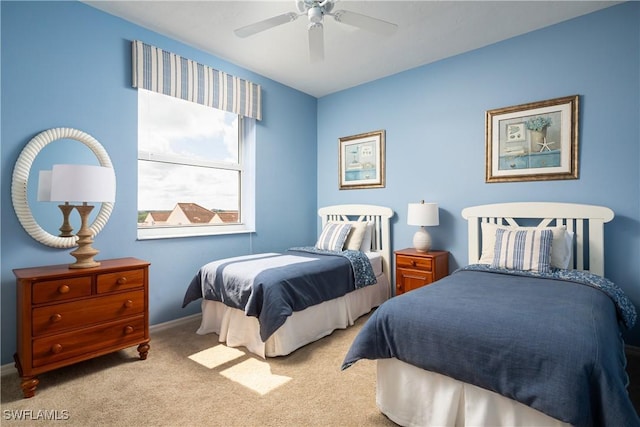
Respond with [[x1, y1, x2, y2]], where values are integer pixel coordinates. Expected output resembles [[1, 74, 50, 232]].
[[196, 204, 394, 358], [376, 202, 614, 427], [462, 202, 614, 276], [318, 204, 393, 283]]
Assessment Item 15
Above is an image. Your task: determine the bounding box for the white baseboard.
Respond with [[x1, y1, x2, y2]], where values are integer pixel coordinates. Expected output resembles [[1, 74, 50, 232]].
[[1, 313, 202, 378], [149, 313, 201, 333]]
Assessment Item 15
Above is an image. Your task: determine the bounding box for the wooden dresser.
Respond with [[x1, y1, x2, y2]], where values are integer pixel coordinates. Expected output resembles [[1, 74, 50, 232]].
[[395, 248, 449, 296], [13, 257, 150, 398]]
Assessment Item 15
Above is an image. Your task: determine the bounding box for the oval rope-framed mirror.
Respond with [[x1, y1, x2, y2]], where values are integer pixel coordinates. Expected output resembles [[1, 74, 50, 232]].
[[11, 128, 115, 248]]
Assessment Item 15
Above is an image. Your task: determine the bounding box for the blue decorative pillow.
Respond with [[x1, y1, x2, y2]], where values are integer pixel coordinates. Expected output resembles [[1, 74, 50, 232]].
[[491, 228, 553, 273], [316, 222, 352, 251]]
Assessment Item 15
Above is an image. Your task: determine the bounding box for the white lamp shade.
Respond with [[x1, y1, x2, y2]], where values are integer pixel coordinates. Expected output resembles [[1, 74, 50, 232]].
[[37, 170, 52, 202], [50, 164, 116, 203], [407, 202, 439, 226]]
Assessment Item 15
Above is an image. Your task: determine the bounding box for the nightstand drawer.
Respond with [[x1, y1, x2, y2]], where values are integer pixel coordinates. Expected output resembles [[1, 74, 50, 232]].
[[32, 277, 92, 305], [32, 316, 146, 367], [32, 290, 145, 336], [396, 268, 436, 295], [395, 249, 449, 296], [396, 255, 433, 271], [97, 269, 145, 294]]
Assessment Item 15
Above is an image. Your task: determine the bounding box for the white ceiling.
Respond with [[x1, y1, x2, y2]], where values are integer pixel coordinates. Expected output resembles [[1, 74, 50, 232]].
[[84, 1, 619, 98]]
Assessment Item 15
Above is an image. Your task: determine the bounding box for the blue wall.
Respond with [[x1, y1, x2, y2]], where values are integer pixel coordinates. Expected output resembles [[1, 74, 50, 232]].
[[318, 3, 640, 340], [1, 1, 639, 366], [0, 1, 317, 365]]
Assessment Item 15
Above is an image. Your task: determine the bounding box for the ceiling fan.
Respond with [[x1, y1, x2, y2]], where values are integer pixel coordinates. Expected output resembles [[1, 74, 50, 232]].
[[234, 0, 398, 62]]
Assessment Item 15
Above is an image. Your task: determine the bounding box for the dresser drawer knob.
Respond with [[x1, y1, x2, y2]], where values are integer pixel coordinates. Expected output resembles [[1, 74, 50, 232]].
[[411, 260, 417, 267], [123, 299, 133, 308], [57, 284, 70, 294], [123, 325, 134, 335], [116, 277, 128, 285], [50, 314, 62, 323], [51, 344, 63, 354]]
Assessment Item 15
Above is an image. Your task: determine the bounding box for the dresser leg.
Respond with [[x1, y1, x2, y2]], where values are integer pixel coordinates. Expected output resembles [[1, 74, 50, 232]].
[[20, 376, 39, 398], [14, 353, 38, 398], [137, 341, 150, 360]]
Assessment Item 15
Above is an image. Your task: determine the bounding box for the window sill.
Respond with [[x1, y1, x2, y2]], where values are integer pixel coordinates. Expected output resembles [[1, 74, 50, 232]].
[[137, 224, 255, 240]]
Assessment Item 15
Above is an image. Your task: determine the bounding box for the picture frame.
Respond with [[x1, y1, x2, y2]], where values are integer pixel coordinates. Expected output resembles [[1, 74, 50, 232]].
[[339, 130, 385, 190], [485, 95, 579, 183]]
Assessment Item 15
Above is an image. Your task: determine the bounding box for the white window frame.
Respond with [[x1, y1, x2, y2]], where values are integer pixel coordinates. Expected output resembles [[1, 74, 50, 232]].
[[137, 111, 256, 241]]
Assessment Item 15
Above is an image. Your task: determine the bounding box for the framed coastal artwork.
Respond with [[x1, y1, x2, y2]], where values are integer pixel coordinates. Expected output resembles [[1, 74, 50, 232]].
[[338, 130, 385, 190], [485, 95, 579, 183]]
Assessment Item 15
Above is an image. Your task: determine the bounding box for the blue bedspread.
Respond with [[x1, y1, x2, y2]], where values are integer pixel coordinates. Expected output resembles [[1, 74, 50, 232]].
[[183, 248, 376, 341], [342, 267, 639, 427]]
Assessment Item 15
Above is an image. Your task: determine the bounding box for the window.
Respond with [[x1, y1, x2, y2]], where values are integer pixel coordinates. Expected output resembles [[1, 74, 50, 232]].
[[137, 89, 255, 239]]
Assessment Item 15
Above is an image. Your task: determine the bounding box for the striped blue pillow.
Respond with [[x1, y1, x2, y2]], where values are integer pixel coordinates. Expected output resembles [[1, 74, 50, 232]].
[[491, 228, 553, 273], [316, 222, 352, 251]]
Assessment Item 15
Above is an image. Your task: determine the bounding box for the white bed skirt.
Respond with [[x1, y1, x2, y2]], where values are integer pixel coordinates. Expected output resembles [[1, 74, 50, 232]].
[[376, 358, 570, 427], [196, 273, 390, 358]]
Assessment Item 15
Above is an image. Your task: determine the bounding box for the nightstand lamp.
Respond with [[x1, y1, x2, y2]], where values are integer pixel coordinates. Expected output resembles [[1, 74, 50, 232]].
[[50, 164, 116, 269], [407, 201, 439, 252]]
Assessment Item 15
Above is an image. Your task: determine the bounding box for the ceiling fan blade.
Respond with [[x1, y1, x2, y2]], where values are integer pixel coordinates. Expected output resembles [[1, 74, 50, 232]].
[[234, 12, 299, 38], [308, 22, 324, 63], [331, 10, 397, 36]]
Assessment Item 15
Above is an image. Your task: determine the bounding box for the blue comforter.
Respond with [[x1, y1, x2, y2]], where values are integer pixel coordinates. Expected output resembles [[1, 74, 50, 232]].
[[183, 248, 376, 341], [342, 266, 639, 427]]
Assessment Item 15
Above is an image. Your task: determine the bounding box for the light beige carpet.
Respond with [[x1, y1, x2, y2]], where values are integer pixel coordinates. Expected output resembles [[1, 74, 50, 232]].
[[1, 313, 396, 427]]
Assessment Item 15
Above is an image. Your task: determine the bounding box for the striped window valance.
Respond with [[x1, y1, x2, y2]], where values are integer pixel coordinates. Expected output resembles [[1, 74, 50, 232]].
[[131, 40, 262, 120]]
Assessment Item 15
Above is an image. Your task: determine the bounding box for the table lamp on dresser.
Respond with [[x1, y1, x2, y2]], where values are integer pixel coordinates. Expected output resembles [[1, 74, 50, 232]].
[[49, 164, 116, 268]]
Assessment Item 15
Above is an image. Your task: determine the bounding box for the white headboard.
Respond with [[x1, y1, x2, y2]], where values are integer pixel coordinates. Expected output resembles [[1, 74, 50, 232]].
[[461, 202, 614, 276], [318, 204, 394, 283]]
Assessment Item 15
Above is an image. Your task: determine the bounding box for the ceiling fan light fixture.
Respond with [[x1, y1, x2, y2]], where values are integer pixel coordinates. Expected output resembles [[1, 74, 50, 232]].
[[308, 6, 323, 24]]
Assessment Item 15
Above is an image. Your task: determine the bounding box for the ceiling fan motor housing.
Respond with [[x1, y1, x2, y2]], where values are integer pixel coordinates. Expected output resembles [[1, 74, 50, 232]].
[[297, 0, 335, 15]]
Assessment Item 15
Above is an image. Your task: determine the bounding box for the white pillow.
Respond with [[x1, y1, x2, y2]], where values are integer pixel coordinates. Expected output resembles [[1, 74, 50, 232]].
[[480, 222, 570, 269], [344, 221, 368, 250], [491, 228, 553, 273], [359, 222, 375, 252], [316, 222, 352, 251], [560, 230, 574, 269], [333, 221, 374, 252]]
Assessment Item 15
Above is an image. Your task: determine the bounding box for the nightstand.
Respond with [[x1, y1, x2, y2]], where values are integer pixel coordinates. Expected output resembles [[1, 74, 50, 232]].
[[13, 257, 150, 398], [395, 248, 449, 296]]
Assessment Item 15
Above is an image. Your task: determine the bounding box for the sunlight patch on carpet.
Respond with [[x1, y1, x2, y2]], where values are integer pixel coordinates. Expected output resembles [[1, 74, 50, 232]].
[[220, 359, 291, 395], [188, 345, 245, 369]]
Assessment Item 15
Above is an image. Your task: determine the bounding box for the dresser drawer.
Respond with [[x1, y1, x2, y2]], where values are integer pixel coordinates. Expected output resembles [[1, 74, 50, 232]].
[[32, 316, 146, 367], [32, 277, 92, 305], [97, 269, 145, 294], [396, 255, 433, 271], [32, 290, 145, 336]]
